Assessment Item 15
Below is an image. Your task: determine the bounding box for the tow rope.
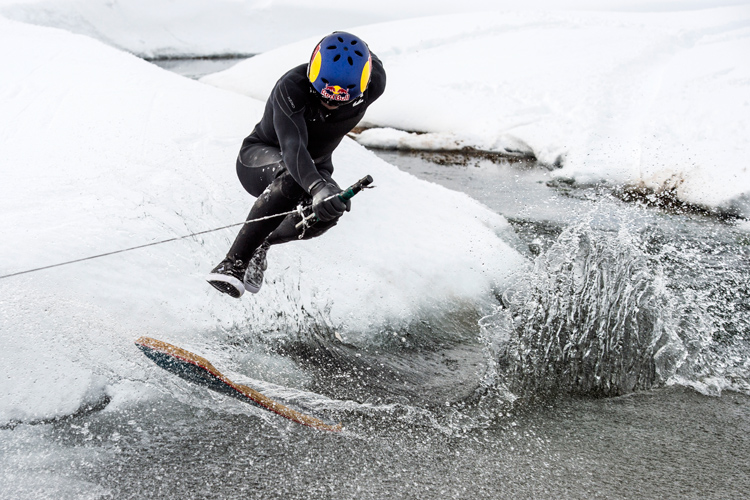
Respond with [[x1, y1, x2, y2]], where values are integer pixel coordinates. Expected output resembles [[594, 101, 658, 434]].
[[0, 175, 373, 280]]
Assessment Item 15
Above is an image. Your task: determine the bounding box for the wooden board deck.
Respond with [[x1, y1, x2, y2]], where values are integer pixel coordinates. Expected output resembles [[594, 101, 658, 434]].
[[135, 337, 342, 432]]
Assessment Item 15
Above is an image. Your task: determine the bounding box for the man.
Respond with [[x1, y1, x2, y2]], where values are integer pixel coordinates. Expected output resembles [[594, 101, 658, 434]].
[[207, 31, 386, 298]]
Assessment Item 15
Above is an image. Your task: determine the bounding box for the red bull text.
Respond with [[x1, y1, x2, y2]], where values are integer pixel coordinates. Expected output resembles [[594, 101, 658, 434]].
[[321, 85, 351, 102]]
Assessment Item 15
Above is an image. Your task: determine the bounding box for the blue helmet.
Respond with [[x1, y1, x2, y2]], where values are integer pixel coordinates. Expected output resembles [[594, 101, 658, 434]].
[[307, 32, 372, 104]]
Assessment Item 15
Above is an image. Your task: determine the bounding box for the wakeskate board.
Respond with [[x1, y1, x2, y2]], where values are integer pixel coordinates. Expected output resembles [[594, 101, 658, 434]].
[[135, 337, 342, 432]]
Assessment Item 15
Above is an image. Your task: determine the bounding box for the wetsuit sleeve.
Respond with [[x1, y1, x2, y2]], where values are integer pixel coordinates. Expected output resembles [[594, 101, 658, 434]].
[[315, 155, 334, 176], [271, 79, 325, 193], [367, 52, 387, 103]]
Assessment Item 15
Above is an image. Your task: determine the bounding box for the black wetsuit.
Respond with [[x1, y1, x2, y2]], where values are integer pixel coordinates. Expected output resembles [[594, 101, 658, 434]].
[[227, 53, 386, 264]]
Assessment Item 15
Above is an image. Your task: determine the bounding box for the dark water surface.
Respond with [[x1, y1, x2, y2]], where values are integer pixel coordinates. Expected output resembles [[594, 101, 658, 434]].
[[2, 387, 748, 499], [148, 56, 248, 80]]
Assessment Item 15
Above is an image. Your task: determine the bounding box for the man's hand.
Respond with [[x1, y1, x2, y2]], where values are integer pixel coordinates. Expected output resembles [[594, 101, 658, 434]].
[[310, 180, 351, 222]]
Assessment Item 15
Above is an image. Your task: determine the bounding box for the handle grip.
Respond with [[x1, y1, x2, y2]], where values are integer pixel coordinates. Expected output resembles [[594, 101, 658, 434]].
[[295, 175, 373, 230], [339, 175, 374, 201]]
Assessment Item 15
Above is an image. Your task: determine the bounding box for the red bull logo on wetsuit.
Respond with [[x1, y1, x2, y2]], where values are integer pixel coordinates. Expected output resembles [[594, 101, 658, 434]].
[[320, 85, 351, 102]]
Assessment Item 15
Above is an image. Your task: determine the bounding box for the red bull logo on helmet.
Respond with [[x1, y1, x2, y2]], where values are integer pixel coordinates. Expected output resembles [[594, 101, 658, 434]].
[[320, 85, 351, 102]]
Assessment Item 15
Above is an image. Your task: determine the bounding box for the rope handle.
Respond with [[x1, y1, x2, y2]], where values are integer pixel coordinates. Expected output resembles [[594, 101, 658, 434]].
[[295, 175, 374, 231], [340, 175, 374, 201]]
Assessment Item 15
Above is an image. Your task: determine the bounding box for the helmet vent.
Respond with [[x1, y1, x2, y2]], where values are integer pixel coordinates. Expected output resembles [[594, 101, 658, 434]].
[[347, 56, 353, 66], [354, 50, 363, 57], [351, 40, 358, 45], [326, 45, 337, 50], [347, 84, 355, 89], [321, 78, 329, 84], [337, 36, 344, 42], [333, 54, 341, 62]]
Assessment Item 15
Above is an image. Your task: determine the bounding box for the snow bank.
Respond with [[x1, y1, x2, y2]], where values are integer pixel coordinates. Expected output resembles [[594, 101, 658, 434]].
[[203, 6, 750, 216], [0, 17, 523, 423], [1, 0, 745, 57], [352, 128, 535, 158]]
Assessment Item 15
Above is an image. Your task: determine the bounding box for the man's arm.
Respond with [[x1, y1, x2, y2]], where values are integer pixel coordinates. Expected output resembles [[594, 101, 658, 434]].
[[272, 80, 325, 193]]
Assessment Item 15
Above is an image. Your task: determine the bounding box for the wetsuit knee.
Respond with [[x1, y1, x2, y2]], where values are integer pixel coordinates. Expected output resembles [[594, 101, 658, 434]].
[[281, 171, 306, 200], [226, 169, 307, 263], [236, 160, 284, 197], [262, 170, 305, 201], [236, 143, 289, 197]]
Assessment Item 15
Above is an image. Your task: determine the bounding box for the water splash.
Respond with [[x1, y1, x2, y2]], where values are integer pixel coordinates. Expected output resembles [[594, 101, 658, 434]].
[[480, 222, 749, 399], [503, 225, 664, 396]]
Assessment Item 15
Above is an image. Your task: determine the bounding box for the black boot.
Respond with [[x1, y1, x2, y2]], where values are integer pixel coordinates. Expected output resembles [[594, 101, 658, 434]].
[[206, 256, 247, 298], [243, 241, 270, 294]]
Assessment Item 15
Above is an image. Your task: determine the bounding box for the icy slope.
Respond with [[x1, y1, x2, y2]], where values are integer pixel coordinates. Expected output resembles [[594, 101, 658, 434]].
[[0, 17, 524, 423], [203, 7, 750, 216]]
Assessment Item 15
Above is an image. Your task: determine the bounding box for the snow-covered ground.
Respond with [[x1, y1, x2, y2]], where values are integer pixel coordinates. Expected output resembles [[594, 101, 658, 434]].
[[0, 16, 523, 424], [203, 5, 750, 217]]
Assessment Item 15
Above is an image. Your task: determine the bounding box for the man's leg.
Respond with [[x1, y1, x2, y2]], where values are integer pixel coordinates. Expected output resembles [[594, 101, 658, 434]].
[[265, 211, 338, 245], [207, 144, 305, 297], [237, 170, 348, 293], [226, 170, 306, 263]]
